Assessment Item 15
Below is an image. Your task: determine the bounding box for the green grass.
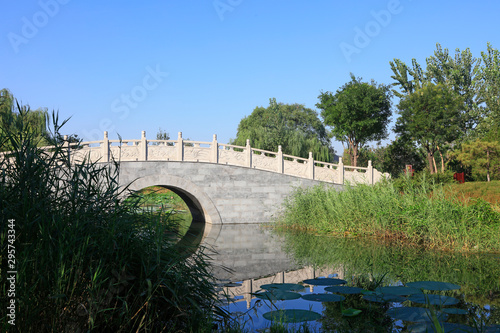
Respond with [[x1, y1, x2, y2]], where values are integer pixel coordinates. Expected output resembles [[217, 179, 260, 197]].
[[444, 180, 500, 208], [127, 185, 190, 211], [0, 110, 226, 332], [274, 175, 500, 252]]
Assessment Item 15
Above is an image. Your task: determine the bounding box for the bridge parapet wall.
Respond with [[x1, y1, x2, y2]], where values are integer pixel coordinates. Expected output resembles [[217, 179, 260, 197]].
[[68, 131, 389, 185]]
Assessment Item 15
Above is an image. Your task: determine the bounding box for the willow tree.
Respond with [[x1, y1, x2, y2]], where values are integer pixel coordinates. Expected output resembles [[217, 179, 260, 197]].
[[231, 98, 335, 162], [0, 88, 49, 151], [316, 74, 392, 167]]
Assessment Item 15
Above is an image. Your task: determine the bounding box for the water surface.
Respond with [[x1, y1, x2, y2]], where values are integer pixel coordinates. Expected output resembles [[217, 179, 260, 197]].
[[202, 223, 500, 332]]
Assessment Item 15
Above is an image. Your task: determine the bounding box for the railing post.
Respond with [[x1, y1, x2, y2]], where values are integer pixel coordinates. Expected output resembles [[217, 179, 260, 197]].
[[367, 160, 374, 184], [102, 131, 109, 162], [277, 145, 283, 173], [246, 139, 252, 168], [308, 152, 314, 179], [338, 157, 344, 184], [63, 135, 70, 162], [140, 131, 147, 161], [176, 132, 184, 161], [212, 134, 219, 163]]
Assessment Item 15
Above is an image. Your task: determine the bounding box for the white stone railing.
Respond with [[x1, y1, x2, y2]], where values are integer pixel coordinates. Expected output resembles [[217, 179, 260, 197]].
[[60, 131, 389, 185]]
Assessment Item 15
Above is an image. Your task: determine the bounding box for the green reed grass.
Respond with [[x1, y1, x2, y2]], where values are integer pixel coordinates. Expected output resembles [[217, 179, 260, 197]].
[[0, 110, 225, 332], [275, 175, 500, 252]]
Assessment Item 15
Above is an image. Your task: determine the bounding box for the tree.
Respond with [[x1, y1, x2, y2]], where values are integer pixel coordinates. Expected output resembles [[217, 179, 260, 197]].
[[389, 58, 425, 97], [381, 137, 426, 178], [231, 98, 335, 162], [396, 83, 463, 174], [390, 43, 482, 140], [0, 88, 49, 151], [478, 43, 500, 130], [456, 139, 500, 182], [316, 74, 392, 167]]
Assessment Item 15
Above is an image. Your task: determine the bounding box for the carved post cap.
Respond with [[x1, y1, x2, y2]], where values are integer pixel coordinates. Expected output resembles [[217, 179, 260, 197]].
[[178, 132, 182, 139], [103, 131, 108, 139], [339, 157, 343, 164], [246, 139, 250, 146], [141, 131, 146, 138], [213, 134, 217, 141], [368, 160, 372, 167], [63, 135, 68, 140], [278, 145, 282, 152], [309, 152, 313, 159]]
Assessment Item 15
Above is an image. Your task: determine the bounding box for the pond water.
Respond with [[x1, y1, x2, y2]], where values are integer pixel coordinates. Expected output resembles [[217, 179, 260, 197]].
[[200, 223, 500, 332]]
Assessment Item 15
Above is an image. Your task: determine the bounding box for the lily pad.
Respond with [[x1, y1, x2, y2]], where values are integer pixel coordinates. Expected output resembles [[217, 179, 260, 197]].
[[325, 286, 364, 294], [386, 307, 448, 322], [363, 294, 406, 303], [442, 308, 468, 315], [302, 278, 347, 286], [254, 291, 301, 301], [301, 293, 345, 302], [408, 322, 476, 332], [375, 286, 422, 296], [342, 308, 362, 317], [408, 294, 460, 306], [260, 283, 304, 292], [406, 281, 461, 291], [263, 309, 321, 323]]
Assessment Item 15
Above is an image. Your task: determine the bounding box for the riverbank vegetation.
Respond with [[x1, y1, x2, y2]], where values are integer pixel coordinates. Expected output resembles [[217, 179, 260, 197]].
[[0, 110, 227, 332], [275, 175, 500, 253]]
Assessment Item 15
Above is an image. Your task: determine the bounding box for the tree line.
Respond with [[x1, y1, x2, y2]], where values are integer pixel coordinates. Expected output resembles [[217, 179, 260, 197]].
[[2, 43, 499, 181], [230, 43, 500, 181]]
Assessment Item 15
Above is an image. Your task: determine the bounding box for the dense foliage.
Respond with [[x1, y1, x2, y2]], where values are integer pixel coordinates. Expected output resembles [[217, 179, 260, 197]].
[[396, 83, 463, 174], [390, 43, 500, 178], [231, 98, 335, 162], [0, 88, 49, 151], [316, 74, 392, 167]]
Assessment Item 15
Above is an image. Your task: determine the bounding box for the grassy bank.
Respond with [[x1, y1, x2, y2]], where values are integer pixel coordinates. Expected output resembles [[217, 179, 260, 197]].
[[275, 176, 500, 252], [0, 111, 225, 332], [444, 180, 500, 207], [128, 185, 190, 211]]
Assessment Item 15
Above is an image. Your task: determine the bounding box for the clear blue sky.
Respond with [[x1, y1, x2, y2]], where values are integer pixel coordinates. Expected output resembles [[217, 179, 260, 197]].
[[2, 0, 499, 155]]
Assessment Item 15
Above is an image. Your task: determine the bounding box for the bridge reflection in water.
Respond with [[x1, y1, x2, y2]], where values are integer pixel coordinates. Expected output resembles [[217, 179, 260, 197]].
[[200, 223, 343, 309], [219, 266, 344, 309]]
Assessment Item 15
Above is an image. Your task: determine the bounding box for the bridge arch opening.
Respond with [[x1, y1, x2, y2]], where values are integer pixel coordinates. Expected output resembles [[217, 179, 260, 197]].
[[125, 174, 222, 244]]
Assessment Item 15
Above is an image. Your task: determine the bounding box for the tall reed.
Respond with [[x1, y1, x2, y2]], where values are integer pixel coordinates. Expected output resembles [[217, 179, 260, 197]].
[[0, 110, 224, 332], [275, 176, 500, 252]]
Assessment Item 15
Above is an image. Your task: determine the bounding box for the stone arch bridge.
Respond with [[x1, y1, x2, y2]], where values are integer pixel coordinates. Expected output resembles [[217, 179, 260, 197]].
[[65, 131, 388, 225]]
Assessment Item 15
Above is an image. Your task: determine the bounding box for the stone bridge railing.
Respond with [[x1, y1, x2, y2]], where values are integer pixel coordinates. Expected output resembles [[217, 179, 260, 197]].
[[64, 131, 388, 185]]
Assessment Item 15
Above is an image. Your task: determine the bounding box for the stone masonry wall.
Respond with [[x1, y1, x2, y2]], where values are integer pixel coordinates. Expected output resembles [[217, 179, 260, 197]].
[[117, 161, 343, 224]]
